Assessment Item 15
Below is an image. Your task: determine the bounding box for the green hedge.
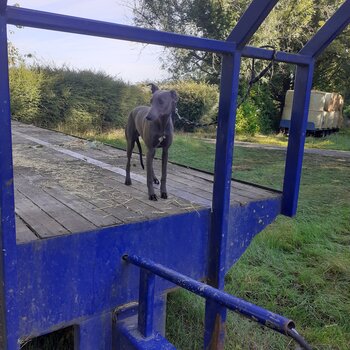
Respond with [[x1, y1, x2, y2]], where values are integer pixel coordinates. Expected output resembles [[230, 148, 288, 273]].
[[163, 81, 219, 132], [344, 105, 350, 120], [37, 67, 150, 132], [11, 66, 150, 132], [9, 64, 44, 124], [9, 65, 280, 135]]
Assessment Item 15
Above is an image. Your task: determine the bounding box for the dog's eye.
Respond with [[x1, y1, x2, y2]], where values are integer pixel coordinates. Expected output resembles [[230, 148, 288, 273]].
[[158, 99, 164, 105]]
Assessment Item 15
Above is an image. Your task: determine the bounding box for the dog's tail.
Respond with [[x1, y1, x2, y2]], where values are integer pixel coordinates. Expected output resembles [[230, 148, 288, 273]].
[[136, 137, 144, 169]]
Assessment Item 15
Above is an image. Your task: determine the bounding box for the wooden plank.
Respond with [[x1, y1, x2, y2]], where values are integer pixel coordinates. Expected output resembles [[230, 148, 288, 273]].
[[91, 174, 204, 217], [15, 215, 38, 243], [167, 172, 251, 206], [42, 184, 122, 227], [166, 169, 263, 203], [14, 142, 189, 225], [15, 190, 69, 238], [15, 175, 97, 234], [169, 165, 279, 199], [14, 169, 123, 228], [15, 129, 211, 206]]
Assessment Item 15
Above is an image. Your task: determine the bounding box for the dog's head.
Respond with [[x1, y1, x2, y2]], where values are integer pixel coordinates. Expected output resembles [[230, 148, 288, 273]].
[[146, 84, 178, 122]]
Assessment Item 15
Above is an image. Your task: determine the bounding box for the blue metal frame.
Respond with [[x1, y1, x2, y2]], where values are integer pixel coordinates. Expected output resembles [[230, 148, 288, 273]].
[[0, 0, 349, 349], [0, 6, 19, 350], [124, 254, 296, 335], [228, 0, 279, 48], [5, 6, 312, 65], [282, 62, 315, 216], [205, 52, 242, 349], [282, 0, 350, 216], [300, 1, 350, 58]]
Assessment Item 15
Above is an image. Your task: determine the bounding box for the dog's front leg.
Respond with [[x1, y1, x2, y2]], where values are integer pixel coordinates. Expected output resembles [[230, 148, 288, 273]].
[[147, 148, 157, 200], [160, 147, 169, 199]]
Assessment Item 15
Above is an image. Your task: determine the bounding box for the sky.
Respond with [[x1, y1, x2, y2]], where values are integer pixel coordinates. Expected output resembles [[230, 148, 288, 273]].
[[8, 0, 168, 83]]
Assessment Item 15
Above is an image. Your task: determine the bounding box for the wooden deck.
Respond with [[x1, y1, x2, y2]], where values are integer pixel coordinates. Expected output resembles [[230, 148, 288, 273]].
[[12, 121, 281, 243]]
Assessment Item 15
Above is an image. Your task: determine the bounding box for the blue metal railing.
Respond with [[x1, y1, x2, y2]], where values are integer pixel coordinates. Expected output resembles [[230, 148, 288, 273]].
[[123, 254, 312, 349]]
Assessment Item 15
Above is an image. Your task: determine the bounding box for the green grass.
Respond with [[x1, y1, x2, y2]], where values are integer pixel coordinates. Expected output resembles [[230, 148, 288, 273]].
[[24, 128, 350, 349], [234, 128, 350, 152]]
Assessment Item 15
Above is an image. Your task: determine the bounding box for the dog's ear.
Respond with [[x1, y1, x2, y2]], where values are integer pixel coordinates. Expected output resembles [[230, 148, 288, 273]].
[[148, 83, 159, 94], [170, 90, 178, 103]]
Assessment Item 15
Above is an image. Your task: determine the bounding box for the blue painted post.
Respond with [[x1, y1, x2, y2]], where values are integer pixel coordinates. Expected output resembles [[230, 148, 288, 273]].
[[74, 312, 112, 350], [0, 0, 7, 13], [0, 7, 19, 350], [205, 2, 280, 348], [138, 269, 155, 338], [227, 0, 279, 48], [281, 62, 315, 216], [282, 1, 350, 216], [205, 52, 241, 350]]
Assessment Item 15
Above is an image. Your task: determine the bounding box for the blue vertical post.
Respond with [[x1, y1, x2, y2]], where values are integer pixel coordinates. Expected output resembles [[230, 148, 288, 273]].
[[138, 269, 155, 338], [204, 52, 241, 350], [0, 4, 19, 349], [281, 62, 315, 216], [282, 1, 350, 216], [205, 2, 279, 348]]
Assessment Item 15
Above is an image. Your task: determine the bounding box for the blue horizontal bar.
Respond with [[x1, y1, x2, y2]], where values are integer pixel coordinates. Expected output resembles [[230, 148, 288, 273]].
[[124, 254, 294, 335], [242, 46, 312, 65], [300, 0, 350, 58], [5, 6, 312, 65], [5, 6, 236, 54]]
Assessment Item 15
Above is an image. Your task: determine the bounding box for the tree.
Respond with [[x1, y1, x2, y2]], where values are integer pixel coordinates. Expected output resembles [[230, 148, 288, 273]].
[[133, 1, 350, 110]]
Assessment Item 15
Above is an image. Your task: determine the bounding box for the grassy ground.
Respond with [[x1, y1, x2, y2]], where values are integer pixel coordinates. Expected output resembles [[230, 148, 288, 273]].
[[80, 127, 350, 153], [23, 129, 350, 349], [235, 128, 350, 151]]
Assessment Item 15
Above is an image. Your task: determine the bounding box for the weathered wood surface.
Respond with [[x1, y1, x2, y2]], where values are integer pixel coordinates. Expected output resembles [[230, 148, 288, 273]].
[[11, 121, 280, 243]]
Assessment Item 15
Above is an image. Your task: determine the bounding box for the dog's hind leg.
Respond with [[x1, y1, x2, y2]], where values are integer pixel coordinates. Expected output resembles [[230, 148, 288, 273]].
[[125, 138, 135, 186]]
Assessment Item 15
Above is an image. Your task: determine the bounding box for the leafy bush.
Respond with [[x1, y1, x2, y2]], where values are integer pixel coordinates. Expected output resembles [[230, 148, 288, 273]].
[[9, 64, 43, 123], [343, 105, 350, 120], [36, 67, 149, 131], [164, 80, 219, 132], [249, 84, 279, 133], [236, 100, 260, 135]]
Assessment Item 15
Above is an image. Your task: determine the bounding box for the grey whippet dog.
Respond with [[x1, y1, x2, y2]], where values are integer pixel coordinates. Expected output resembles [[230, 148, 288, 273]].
[[125, 84, 178, 200]]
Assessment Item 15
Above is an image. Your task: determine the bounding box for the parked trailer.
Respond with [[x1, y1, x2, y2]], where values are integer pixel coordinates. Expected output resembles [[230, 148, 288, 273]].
[[280, 90, 345, 136], [1, 1, 350, 349]]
